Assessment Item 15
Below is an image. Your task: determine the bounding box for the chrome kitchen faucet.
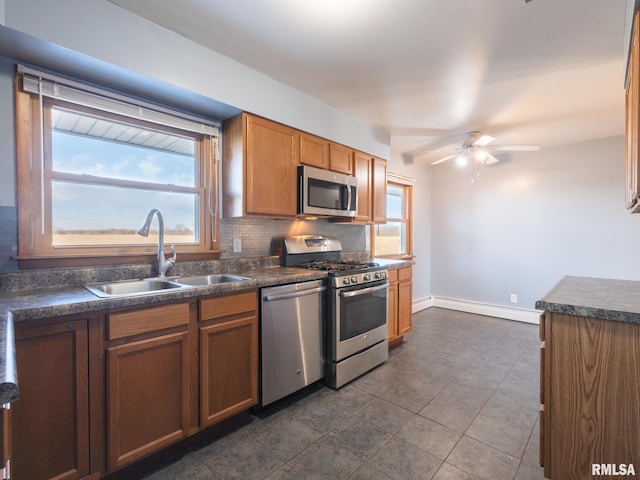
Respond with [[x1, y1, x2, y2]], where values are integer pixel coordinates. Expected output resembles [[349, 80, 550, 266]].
[[137, 208, 176, 277]]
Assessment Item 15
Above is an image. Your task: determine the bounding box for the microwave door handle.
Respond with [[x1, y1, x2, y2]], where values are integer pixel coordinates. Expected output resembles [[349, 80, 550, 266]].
[[345, 184, 352, 211]]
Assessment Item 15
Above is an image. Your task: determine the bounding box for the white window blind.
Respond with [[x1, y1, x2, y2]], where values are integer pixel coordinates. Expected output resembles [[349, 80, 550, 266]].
[[18, 65, 220, 137]]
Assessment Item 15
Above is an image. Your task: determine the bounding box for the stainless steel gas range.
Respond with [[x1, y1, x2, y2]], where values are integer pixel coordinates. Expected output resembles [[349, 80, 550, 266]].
[[284, 235, 389, 388]]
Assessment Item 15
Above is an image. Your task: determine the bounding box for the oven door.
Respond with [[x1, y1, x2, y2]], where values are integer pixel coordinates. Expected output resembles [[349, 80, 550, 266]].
[[333, 280, 388, 361]]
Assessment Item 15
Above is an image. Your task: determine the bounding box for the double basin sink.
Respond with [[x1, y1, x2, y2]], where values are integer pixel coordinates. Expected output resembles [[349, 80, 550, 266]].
[[85, 274, 251, 298]]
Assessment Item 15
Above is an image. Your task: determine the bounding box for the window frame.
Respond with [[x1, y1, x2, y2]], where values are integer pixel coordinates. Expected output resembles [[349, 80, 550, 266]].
[[14, 75, 220, 269], [371, 173, 413, 259]]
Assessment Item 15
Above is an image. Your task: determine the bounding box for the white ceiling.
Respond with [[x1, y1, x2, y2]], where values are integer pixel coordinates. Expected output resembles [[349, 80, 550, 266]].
[[108, 0, 630, 162]]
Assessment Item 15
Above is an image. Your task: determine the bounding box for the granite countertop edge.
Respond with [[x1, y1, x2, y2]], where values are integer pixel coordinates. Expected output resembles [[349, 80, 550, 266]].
[[0, 266, 329, 405], [535, 275, 640, 325]]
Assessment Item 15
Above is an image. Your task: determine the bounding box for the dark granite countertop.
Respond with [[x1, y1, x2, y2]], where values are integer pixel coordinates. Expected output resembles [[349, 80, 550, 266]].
[[535, 275, 640, 324], [373, 258, 414, 269], [0, 265, 328, 405]]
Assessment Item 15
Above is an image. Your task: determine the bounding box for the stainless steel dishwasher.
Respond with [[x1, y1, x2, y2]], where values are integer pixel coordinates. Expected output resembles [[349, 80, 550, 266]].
[[260, 279, 325, 407]]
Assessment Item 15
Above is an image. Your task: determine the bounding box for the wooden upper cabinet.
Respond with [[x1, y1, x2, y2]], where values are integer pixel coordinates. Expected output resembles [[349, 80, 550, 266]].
[[300, 133, 353, 174], [223, 113, 299, 218], [300, 132, 330, 170], [329, 142, 353, 174], [372, 156, 387, 223], [626, 9, 640, 212], [337, 151, 387, 224], [353, 151, 373, 223]]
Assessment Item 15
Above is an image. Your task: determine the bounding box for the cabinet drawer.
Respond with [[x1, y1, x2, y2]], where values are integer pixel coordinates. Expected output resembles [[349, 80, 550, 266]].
[[398, 266, 412, 281], [200, 291, 257, 322], [387, 269, 398, 282], [108, 303, 189, 340]]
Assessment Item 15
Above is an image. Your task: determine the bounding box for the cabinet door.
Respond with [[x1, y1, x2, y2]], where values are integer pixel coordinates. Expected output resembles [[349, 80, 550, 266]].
[[13, 319, 90, 480], [387, 281, 399, 341], [398, 279, 413, 336], [353, 151, 372, 223], [627, 10, 640, 211], [0, 404, 9, 480], [372, 157, 387, 223], [329, 143, 353, 174], [300, 133, 329, 169], [107, 332, 189, 470], [246, 115, 298, 217], [200, 315, 258, 427]]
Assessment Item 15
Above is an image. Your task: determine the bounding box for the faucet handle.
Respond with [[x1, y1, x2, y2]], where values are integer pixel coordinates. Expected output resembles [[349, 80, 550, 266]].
[[167, 244, 176, 265], [163, 244, 177, 274]]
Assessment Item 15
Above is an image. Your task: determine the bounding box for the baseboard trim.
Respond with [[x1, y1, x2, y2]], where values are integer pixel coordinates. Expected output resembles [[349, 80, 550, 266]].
[[428, 296, 542, 324], [412, 296, 433, 313]]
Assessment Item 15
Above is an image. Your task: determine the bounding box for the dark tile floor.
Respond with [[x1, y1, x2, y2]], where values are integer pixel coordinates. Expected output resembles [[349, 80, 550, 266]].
[[142, 307, 545, 480]]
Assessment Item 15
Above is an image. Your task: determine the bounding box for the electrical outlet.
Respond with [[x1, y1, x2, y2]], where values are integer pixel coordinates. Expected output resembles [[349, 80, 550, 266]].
[[233, 238, 242, 253], [510, 293, 518, 304]]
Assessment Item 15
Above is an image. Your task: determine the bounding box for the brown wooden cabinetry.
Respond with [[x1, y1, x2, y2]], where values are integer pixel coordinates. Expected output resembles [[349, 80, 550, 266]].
[[106, 303, 191, 471], [0, 404, 9, 480], [627, 9, 640, 212], [299, 133, 353, 174], [539, 312, 640, 479], [300, 132, 329, 170], [335, 151, 387, 224], [328, 142, 353, 174], [223, 113, 299, 218], [199, 291, 258, 427], [12, 317, 94, 480], [388, 266, 412, 345]]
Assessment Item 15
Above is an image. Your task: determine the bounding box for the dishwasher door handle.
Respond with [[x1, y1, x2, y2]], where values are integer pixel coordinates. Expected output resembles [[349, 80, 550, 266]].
[[264, 286, 326, 302]]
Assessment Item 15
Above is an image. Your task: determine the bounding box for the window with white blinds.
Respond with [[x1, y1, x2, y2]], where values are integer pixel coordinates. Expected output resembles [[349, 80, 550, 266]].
[[15, 66, 221, 266]]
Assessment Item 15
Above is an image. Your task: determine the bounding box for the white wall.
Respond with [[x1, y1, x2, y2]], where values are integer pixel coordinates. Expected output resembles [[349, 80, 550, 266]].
[[430, 135, 640, 310], [3, 0, 389, 159]]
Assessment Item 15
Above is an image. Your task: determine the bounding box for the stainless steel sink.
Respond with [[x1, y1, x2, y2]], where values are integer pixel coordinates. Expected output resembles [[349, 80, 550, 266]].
[[172, 274, 251, 286], [85, 278, 186, 298]]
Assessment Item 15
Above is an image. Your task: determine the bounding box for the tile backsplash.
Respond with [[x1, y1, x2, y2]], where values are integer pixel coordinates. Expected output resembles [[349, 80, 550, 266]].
[[219, 217, 366, 258]]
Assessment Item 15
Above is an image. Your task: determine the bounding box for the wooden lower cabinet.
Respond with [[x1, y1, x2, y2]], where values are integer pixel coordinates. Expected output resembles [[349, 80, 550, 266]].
[[388, 266, 413, 344], [540, 312, 640, 479], [107, 331, 190, 470], [199, 291, 258, 427], [106, 303, 191, 471], [10, 290, 259, 479], [13, 317, 92, 480]]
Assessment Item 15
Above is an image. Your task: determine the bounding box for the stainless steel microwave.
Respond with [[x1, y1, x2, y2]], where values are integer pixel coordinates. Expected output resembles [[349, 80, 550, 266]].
[[298, 165, 358, 218]]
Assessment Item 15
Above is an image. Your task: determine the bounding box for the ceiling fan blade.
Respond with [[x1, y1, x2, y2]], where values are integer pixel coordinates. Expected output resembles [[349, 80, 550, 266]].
[[484, 153, 500, 165], [472, 135, 495, 147], [489, 145, 540, 152], [430, 153, 460, 165]]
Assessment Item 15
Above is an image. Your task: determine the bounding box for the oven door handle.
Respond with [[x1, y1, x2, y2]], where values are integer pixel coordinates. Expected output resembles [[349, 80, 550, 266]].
[[340, 283, 387, 298], [265, 286, 326, 302]]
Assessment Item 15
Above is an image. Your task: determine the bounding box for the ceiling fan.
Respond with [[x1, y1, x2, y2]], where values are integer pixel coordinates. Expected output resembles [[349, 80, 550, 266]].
[[430, 132, 540, 166]]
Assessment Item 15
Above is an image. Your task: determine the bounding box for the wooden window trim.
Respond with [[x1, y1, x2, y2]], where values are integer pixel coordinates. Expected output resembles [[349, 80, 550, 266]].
[[14, 75, 220, 269], [372, 177, 413, 259]]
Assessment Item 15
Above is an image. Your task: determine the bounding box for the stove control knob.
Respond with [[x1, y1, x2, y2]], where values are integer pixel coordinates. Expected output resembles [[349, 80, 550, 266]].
[[363, 274, 370, 281], [374, 272, 381, 279], [343, 278, 350, 285], [351, 276, 358, 284], [381, 271, 387, 279]]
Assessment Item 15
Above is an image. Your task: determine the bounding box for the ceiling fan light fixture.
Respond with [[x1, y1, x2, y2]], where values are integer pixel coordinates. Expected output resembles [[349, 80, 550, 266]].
[[473, 148, 489, 162], [455, 153, 469, 167]]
